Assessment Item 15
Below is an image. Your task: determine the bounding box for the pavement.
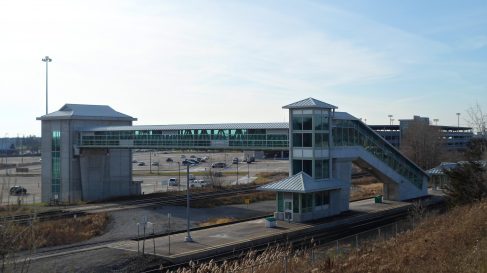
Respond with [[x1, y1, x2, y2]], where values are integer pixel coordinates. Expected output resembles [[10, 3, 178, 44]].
[[108, 198, 410, 263]]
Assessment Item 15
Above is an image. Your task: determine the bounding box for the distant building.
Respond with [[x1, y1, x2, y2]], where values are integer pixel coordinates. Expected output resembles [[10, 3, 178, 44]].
[[370, 115, 473, 151]]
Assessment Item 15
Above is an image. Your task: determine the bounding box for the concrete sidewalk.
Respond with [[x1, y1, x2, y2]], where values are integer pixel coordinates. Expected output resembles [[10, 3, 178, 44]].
[[108, 198, 409, 263]]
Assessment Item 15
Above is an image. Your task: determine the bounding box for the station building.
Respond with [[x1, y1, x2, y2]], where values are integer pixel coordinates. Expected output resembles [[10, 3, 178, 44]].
[[38, 98, 429, 222]]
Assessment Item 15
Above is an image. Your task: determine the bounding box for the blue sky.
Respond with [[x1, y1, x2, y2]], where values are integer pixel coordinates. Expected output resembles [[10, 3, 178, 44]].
[[0, 0, 486, 136]]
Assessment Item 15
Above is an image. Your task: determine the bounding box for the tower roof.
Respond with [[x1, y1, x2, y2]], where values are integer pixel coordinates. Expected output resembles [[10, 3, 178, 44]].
[[283, 97, 337, 110], [258, 172, 342, 193], [37, 104, 136, 121]]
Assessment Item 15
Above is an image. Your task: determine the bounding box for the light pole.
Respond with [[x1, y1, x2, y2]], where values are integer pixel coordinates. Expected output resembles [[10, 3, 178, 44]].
[[456, 113, 461, 128], [388, 115, 393, 126], [433, 119, 439, 126], [149, 151, 152, 174], [178, 161, 181, 191], [247, 159, 250, 183], [184, 164, 193, 242], [236, 159, 239, 185], [42, 56, 52, 115]]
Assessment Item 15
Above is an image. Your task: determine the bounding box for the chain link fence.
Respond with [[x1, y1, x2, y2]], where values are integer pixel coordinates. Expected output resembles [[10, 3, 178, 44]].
[[215, 217, 417, 273]]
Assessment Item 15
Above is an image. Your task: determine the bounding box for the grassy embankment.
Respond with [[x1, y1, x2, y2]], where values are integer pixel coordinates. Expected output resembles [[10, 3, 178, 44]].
[[0, 211, 109, 250], [170, 200, 487, 273]]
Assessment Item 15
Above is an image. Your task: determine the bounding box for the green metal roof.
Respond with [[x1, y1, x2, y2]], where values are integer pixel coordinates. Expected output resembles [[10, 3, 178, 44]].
[[283, 97, 337, 110], [258, 172, 342, 193], [37, 104, 136, 121]]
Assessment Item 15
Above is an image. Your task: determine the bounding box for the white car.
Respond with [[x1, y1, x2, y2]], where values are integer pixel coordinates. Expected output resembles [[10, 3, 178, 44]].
[[190, 180, 208, 188], [167, 178, 178, 186]]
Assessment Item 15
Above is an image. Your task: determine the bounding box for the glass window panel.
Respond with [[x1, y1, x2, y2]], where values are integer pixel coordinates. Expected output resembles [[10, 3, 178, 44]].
[[277, 192, 284, 212], [315, 133, 322, 148], [303, 160, 312, 176], [322, 160, 329, 178], [303, 115, 313, 130], [292, 160, 302, 175], [302, 133, 312, 147], [293, 133, 302, 147], [292, 116, 303, 130], [314, 113, 322, 130], [315, 160, 323, 179], [293, 193, 300, 213], [315, 192, 323, 206]]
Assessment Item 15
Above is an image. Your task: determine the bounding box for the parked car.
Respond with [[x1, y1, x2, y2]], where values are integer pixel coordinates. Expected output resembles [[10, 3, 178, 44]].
[[9, 186, 27, 195], [166, 157, 173, 162], [232, 157, 239, 164], [151, 162, 159, 166], [182, 159, 191, 166], [187, 159, 199, 165], [190, 155, 196, 158], [180, 155, 186, 159], [167, 178, 178, 186], [212, 162, 226, 168], [137, 162, 146, 166], [132, 159, 138, 163], [190, 180, 208, 188]]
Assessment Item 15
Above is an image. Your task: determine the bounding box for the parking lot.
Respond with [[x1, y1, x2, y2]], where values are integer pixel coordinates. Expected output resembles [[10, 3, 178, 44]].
[[132, 151, 288, 194], [0, 152, 288, 204]]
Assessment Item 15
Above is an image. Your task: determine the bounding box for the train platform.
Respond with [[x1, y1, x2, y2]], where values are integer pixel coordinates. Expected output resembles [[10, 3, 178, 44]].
[[107, 197, 417, 264]]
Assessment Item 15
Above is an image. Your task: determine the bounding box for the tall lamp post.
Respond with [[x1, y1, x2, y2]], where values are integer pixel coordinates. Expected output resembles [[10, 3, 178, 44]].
[[433, 119, 439, 126], [42, 56, 52, 115], [177, 161, 181, 191], [184, 164, 193, 242], [456, 113, 461, 128], [388, 114, 393, 126]]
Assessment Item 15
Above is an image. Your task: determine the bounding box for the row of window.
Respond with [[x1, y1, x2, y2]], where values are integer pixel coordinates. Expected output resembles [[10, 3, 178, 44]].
[[80, 139, 288, 148], [333, 120, 424, 188], [51, 131, 61, 196], [292, 159, 329, 179], [292, 111, 330, 131], [292, 133, 329, 148], [277, 192, 330, 213]]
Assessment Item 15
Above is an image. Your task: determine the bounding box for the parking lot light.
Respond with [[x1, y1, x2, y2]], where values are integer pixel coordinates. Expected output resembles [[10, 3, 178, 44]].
[[185, 164, 193, 242]]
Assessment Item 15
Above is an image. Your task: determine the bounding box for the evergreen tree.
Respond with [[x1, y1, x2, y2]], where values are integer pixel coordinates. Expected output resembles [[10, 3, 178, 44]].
[[444, 161, 487, 205]]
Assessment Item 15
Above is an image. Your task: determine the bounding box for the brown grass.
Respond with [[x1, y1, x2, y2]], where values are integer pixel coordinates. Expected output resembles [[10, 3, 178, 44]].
[[350, 182, 383, 201], [253, 172, 289, 185], [1, 213, 109, 251], [199, 217, 236, 227], [167, 201, 487, 273], [191, 192, 275, 208]]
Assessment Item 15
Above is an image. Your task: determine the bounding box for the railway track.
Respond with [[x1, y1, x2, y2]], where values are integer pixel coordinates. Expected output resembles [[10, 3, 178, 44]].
[[0, 185, 259, 223], [142, 198, 446, 273]]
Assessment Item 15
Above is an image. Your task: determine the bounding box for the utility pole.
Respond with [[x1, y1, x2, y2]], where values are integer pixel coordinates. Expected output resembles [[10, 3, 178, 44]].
[[236, 159, 239, 185], [42, 56, 52, 115], [184, 164, 193, 242], [456, 113, 461, 128], [433, 119, 439, 126], [388, 114, 393, 126], [178, 161, 181, 191]]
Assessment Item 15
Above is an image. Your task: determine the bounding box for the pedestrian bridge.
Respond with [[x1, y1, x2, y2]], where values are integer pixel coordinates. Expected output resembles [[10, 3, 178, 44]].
[[78, 112, 427, 197]]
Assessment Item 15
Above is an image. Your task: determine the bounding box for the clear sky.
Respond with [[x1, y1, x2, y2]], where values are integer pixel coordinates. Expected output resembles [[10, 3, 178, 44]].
[[1, 0, 486, 136]]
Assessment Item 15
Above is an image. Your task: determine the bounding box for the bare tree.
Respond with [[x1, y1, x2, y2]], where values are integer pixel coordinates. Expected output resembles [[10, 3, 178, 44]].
[[466, 103, 487, 136], [401, 121, 445, 170]]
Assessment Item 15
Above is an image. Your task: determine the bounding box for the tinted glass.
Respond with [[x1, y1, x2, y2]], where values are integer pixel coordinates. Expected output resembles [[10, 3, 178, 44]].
[[303, 115, 313, 130]]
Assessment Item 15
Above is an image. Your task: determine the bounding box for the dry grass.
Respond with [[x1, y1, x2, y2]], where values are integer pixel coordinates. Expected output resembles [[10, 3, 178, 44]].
[[253, 172, 288, 185], [199, 217, 236, 227], [166, 201, 487, 273], [191, 192, 275, 208], [350, 182, 383, 201], [1, 213, 109, 251]]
